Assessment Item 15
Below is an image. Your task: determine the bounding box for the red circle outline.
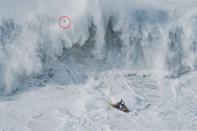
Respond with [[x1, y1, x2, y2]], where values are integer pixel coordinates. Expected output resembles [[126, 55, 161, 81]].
[[59, 16, 72, 29]]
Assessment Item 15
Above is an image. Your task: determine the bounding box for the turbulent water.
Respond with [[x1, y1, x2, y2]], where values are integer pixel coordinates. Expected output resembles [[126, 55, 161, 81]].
[[0, 0, 197, 130], [0, 0, 196, 94]]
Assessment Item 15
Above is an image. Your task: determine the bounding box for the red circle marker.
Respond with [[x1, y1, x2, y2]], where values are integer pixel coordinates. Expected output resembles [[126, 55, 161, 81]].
[[59, 16, 72, 29]]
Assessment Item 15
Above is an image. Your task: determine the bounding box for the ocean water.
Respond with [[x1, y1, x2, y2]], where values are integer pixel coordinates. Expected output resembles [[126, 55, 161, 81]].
[[0, 0, 196, 130]]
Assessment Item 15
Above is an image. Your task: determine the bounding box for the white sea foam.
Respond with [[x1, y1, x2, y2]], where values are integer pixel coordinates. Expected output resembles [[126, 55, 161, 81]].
[[0, 0, 196, 94]]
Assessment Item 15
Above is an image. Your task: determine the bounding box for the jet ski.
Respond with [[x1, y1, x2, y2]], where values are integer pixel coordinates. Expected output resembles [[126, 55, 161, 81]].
[[110, 99, 129, 113]]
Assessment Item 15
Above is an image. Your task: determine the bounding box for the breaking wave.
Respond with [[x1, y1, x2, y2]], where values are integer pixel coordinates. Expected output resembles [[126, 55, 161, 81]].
[[0, 0, 197, 94]]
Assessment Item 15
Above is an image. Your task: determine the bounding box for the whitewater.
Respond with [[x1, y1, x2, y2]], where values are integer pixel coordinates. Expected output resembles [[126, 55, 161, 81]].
[[0, 0, 197, 130]]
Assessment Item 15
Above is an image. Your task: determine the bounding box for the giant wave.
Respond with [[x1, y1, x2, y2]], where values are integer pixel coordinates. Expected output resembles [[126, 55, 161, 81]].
[[0, 0, 197, 94]]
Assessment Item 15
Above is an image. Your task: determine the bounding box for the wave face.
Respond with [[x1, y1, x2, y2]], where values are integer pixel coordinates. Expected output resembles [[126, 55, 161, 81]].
[[0, 0, 197, 94]]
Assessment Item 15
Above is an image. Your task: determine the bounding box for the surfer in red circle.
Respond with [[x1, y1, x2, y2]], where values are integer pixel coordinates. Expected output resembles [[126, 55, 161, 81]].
[[59, 16, 72, 29]]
